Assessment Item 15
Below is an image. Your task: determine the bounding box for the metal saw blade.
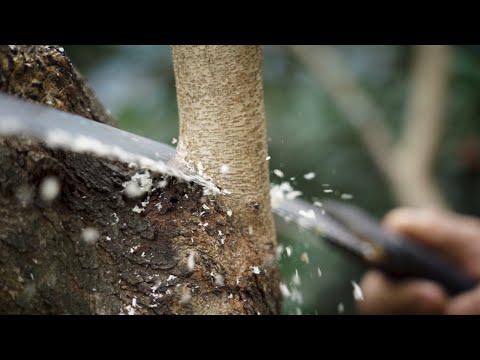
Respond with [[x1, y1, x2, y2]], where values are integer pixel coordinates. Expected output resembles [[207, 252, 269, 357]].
[[0, 93, 219, 192]]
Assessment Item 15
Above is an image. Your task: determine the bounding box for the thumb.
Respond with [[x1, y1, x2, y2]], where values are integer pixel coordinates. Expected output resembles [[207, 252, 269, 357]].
[[446, 285, 480, 314]]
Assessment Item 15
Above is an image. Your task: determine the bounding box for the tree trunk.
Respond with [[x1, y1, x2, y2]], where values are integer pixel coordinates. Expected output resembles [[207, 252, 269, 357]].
[[0, 45, 280, 314], [172, 45, 278, 279]]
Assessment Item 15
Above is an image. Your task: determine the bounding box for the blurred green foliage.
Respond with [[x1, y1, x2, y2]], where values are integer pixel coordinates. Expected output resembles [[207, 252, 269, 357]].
[[64, 45, 480, 314]]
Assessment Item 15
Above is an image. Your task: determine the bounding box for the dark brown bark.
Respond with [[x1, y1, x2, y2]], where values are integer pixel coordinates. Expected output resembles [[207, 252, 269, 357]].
[[0, 45, 280, 314]]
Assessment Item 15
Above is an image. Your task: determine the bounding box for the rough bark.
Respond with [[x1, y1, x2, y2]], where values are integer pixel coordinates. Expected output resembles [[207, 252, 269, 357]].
[[0, 45, 280, 314], [0, 45, 114, 126]]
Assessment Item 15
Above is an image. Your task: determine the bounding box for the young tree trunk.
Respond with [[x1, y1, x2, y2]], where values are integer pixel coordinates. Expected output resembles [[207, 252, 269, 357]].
[[0, 45, 281, 314], [172, 45, 277, 275]]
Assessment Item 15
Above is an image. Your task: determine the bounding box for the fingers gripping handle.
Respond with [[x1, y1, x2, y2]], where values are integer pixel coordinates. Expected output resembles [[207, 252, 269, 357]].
[[378, 233, 476, 296]]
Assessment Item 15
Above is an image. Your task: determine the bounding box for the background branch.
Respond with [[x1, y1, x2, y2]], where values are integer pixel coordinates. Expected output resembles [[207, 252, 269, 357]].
[[288, 45, 450, 209], [287, 45, 394, 179], [391, 45, 450, 209]]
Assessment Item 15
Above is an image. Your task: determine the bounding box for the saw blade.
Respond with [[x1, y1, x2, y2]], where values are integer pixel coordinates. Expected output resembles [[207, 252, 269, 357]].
[[0, 93, 219, 192]]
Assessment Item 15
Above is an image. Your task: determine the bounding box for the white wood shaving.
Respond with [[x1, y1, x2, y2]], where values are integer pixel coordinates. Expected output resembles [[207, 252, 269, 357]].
[[300, 252, 309, 264], [303, 172, 316, 180], [220, 164, 230, 174], [112, 212, 119, 224], [292, 269, 301, 286], [299, 209, 315, 219], [197, 162, 204, 176], [273, 169, 284, 178], [81, 227, 99, 244], [279, 283, 291, 298], [286, 246, 292, 257], [126, 305, 135, 315], [214, 274, 224, 286], [187, 252, 195, 271], [276, 244, 284, 259], [123, 182, 143, 198], [251, 266, 261, 275], [132, 205, 145, 213], [180, 287, 191, 304], [39, 176, 60, 202], [351, 280, 364, 301]]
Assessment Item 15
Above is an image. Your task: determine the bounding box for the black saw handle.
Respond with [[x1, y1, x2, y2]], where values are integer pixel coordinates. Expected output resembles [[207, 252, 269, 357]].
[[322, 200, 477, 296]]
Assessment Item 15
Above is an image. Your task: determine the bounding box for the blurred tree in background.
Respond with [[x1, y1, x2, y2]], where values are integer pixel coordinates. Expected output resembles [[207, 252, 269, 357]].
[[63, 45, 480, 314]]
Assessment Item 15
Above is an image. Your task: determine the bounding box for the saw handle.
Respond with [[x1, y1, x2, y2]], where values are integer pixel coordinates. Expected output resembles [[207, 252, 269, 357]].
[[322, 200, 477, 297], [373, 230, 476, 296]]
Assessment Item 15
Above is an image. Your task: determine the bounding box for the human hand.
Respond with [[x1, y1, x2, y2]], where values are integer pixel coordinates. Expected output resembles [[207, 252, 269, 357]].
[[357, 208, 480, 314]]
